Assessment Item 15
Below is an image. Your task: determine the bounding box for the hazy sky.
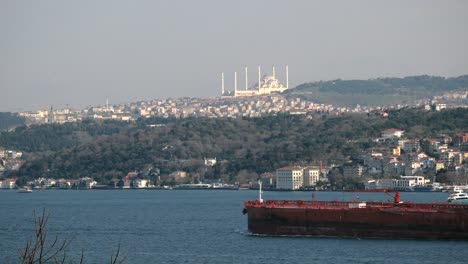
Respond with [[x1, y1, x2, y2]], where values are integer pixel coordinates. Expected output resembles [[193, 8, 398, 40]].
[[1, 0, 467, 112]]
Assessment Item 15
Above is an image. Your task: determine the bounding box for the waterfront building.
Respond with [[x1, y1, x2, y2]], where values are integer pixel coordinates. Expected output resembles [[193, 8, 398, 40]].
[[276, 166, 303, 190], [0, 178, 16, 189], [303, 166, 320, 186], [132, 179, 148, 188]]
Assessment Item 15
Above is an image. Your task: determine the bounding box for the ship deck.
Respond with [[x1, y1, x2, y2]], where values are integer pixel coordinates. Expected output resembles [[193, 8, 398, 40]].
[[244, 200, 468, 211]]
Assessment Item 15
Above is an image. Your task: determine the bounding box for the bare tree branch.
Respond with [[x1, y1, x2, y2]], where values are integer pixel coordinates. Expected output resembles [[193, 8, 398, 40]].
[[19, 209, 126, 264]]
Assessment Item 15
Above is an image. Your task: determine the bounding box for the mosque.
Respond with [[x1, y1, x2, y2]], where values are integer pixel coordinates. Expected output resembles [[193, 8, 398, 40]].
[[221, 65, 288, 97]]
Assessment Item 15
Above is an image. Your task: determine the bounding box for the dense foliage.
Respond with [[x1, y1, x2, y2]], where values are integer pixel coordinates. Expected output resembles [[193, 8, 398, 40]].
[[0, 119, 131, 152], [0, 112, 26, 131], [288, 75, 468, 106], [3, 108, 467, 184]]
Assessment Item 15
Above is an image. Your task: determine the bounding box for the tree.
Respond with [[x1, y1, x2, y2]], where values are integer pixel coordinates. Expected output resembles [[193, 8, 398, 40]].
[[19, 209, 127, 264], [18, 209, 81, 264]]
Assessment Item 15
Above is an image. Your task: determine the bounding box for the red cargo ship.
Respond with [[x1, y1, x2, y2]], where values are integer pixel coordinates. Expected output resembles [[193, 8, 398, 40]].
[[243, 184, 468, 239]]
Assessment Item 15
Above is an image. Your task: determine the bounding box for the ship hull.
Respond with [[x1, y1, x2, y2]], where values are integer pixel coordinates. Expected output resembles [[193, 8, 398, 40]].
[[244, 201, 468, 239]]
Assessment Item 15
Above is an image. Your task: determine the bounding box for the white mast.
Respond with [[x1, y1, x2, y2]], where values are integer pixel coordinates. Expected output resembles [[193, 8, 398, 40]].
[[221, 72, 224, 96], [234, 71, 237, 95], [245, 65, 248, 90], [272, 64, 276, 79], [258, 64, 261, 90], [258, 180, 263, 203], [286, 64, 289, 89]]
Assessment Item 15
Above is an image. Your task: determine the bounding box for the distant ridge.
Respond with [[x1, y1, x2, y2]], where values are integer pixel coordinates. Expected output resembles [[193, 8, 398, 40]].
[[286, 75, 468, 107]]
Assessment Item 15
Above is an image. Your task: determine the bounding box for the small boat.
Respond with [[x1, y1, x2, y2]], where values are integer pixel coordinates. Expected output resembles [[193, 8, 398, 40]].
[[447, 192, 468, 204], [17, 187, 33, 193]]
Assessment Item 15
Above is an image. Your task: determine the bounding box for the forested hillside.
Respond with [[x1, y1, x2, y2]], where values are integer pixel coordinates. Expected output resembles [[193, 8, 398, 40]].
[[0, 119, 132, 152], [0, 112, 25, 131], [3, 108, 467, 184], [288, 75, 468, 106]]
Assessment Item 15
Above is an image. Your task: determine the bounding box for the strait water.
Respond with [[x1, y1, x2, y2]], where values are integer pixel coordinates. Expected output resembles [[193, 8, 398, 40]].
[[0, 190, 467, 264]]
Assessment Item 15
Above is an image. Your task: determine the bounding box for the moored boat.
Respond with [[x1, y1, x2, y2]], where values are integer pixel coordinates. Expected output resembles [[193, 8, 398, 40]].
[[17, 187, 33, 193], [447, 192, 468, 204]]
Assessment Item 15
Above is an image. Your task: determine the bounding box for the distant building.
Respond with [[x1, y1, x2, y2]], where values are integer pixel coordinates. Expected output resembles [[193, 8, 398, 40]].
[[391, 146, 401, 156], [260, 172, 275, 188], [204, 157, 217, 167], [396, 176, 428, 189], [276, 166, 303, 190], [401, 140, 421, 153], [133, 179, 148, 188], [365, 176, 428, 190], [453, 133, 468, 147], [381, 129, 404, 139], [0, 178, 16, 189], [80, 177, 96, 189], [343, 163, 364, 178], [421, 138, 440, 154], [435, 161, 445, 171], [433, 102, 447, 111], [365, 179, 395, 190], [303, 166, 320, 186], [404, 161, 422, 175], [221, 64, 289, 98], [440, 150, 463, 166]]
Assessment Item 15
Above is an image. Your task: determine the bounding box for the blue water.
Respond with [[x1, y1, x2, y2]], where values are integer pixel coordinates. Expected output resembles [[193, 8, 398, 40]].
[[0, 190, 467, 264]]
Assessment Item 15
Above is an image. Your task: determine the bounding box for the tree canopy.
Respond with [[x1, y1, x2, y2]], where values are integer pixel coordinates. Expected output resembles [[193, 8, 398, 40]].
[[3, 108, 467, 184]]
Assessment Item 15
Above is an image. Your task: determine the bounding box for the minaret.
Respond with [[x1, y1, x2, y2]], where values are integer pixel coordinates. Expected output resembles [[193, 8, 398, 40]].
[[258, 64, 261, 90], [234, 71, 237, 96], [106, 98, 109, 111], [48, 106, 54, 123], [286, 64, 289, 89], [221, 72, 224, 96], [272, 64, 276, 79], [245, 65, 248, 90]]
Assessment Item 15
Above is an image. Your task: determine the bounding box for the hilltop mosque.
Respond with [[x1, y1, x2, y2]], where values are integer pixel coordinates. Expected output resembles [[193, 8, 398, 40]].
[[221, 65, 289, 97]]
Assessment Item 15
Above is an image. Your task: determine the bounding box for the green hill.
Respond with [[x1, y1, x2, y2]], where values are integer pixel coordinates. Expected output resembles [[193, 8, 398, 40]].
[[287, 75, 468, 107], [3, 108, 467, 184]]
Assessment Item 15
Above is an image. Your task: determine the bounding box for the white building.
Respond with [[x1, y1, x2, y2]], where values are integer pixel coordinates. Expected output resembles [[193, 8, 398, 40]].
[[303, 166, 320, 186], [204, 157, 217, 167], [276, 166, 303, 190], [433, 102, 447, 111], [365, 179, 396, 190], [132, 179, 148, 188], [0, 178, 16, 189], [400, 176, 428, 186], [365, 176, 428, 190], [222, 64, 289, 98], [404, 161, 422, 176], [381, 129, 405, 139]]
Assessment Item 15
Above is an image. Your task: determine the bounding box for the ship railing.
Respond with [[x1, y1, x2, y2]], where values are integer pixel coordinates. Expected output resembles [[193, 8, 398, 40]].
[[245, 200, 356, 209], [244, 200, 468, 210]]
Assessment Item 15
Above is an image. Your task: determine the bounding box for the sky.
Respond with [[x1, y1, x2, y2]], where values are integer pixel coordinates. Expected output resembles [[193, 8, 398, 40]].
[[1, 0, 467, 112]]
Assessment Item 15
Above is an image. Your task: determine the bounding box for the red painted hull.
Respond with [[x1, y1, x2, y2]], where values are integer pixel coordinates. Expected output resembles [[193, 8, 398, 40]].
[[244, 200, 468, 239]]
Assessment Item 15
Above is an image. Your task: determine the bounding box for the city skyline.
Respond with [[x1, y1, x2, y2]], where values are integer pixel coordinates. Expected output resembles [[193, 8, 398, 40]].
[[2, 0, 468, 112]]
